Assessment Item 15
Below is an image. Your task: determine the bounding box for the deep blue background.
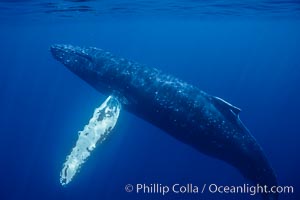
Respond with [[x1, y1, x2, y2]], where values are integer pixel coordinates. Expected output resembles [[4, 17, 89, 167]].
[[0, 2, 300, 200]]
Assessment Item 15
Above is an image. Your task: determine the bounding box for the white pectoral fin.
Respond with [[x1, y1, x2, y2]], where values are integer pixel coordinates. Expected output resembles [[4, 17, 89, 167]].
[[60, 95, 121, 186]]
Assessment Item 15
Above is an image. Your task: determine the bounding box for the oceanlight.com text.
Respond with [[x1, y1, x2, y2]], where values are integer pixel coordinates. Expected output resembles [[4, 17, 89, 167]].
[[124, 183, 294, 197]]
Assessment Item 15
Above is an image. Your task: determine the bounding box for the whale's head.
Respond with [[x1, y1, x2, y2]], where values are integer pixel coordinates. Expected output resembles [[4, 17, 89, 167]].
[[50, 44, 97, 73], [50, 44, 126, 96]]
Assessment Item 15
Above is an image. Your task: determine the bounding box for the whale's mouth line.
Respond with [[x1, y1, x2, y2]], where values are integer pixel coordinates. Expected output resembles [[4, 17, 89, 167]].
[[50, 44, 93, 64]]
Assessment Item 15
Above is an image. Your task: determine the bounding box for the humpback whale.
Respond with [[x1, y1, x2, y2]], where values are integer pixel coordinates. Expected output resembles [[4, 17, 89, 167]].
[[50, 44, 277, 199]]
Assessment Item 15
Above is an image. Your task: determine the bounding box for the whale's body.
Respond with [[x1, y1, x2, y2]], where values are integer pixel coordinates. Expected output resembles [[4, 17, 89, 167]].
[[51, 44, 277, 199]]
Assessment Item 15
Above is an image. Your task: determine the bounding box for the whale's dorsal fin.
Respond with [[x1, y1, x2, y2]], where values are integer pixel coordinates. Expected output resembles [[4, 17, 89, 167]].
[[212, 96, 241, 117]]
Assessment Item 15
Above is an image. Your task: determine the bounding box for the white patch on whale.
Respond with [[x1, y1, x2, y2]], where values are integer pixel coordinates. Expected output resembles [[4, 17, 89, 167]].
[[60, 95, 121, 186]]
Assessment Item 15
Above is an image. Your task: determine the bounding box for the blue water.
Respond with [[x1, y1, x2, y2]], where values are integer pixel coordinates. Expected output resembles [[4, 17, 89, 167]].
[[0, 0, 300, 200]]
